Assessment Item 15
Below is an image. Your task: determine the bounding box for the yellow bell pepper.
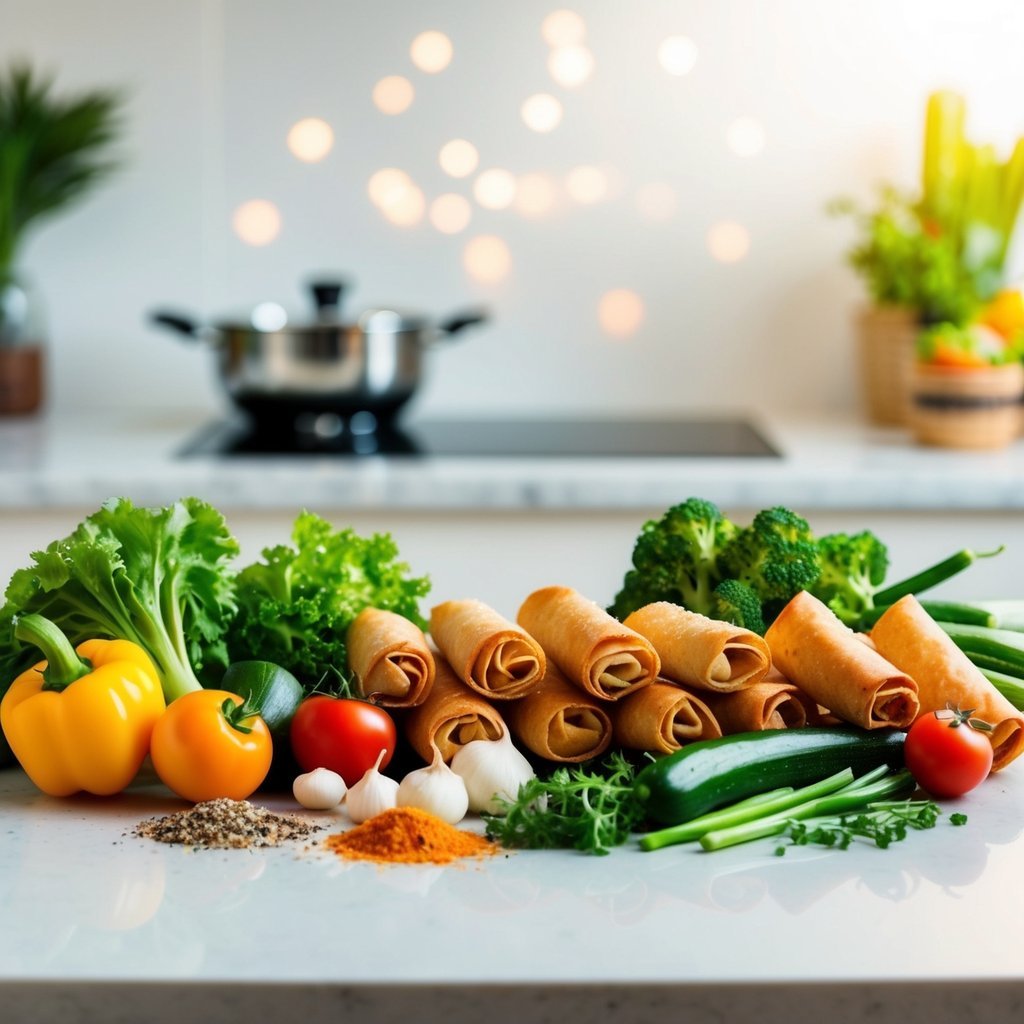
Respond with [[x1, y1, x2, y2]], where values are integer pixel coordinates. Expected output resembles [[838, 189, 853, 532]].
[[1, 613, 165, 796]]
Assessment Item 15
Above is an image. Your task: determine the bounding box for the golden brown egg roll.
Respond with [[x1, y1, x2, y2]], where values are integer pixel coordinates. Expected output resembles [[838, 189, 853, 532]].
[[764, 591, 919, 729], [503, 661, 612, 763], [612, 680, 721, 754], [347, 608, 435, 708], [402, 657, 507, 763], [700, 678, 814, 733], [516, 585, 659, 701], [623, 601, 771, 692], [429, 598, 546, 700], [871, 594, 1024, 771]]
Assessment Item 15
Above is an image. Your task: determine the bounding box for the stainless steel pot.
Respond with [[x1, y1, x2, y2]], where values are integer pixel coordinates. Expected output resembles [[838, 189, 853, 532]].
[[150, 279, 487, 427]]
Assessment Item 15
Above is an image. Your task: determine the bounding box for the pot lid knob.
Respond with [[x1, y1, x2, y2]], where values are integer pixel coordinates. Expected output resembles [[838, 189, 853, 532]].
[[309, 279, 347, 315]]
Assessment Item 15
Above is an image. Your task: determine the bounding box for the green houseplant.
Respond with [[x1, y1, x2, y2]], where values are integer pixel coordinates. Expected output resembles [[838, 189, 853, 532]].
[[0, 63, 122, 414], [834, 91, 1024, 427]]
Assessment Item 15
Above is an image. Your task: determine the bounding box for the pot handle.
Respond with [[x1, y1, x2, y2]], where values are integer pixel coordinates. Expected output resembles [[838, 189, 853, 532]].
[[436, 308, 489, 338], [149, 310, 204, 341]]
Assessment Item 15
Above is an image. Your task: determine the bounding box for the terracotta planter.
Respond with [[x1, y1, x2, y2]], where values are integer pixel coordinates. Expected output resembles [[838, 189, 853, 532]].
[[855, 306, 920, 427], [909, 362, 1024, 450]]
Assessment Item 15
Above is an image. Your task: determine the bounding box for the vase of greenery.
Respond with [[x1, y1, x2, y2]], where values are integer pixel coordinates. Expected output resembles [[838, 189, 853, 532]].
[[834, 91, 1024, 427], [0, 63, 122, 415]]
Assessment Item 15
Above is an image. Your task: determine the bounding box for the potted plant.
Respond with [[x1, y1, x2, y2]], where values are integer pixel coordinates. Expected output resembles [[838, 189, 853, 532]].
[[834, 91, 1024, 427], [908, 312, 1024, 450], [0, 63, 122, 415]]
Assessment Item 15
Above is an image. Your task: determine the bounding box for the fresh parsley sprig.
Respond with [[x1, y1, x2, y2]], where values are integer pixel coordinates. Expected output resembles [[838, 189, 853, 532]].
[[483, 752, 642, 856], [774, 800, 966, 855]]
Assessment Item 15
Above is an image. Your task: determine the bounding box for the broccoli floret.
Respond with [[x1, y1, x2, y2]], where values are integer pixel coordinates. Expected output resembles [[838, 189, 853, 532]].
[[608, 498, 737, 619], [711, 578, 767, 635], [811, 530, 889, 627], [719, 506, 820, 619]]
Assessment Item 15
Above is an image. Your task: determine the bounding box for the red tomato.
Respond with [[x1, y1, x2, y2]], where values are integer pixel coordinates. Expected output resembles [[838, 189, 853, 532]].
[[904, 706, 994, 799], [289, 696, 396, 786]]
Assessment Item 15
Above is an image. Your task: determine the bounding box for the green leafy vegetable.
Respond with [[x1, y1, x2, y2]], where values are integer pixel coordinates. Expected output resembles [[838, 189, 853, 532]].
[[608, 497, 736, 620], [813, 530, 890, 627], [0, 496, 239, 703], [719, 506, 820, 620], [609, 497, 1003, 635], [710, 578, 766, 635], [829, 187, 981, 325], [609, 501, 819, 632], [225, 511, 430, 693], [483, 752, 641, 856]]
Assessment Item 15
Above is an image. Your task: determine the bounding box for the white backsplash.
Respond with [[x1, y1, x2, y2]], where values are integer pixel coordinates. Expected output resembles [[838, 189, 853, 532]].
[[5, 0, 1024, 420]]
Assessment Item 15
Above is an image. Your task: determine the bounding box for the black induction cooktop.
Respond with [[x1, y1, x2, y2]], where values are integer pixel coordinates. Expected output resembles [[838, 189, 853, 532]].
[[179, 414, 780, 458]]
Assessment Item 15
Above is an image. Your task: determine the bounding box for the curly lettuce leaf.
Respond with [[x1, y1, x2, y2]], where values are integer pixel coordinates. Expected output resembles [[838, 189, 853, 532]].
[[0, 496, 239, 704], [226, 511, 430, 692]]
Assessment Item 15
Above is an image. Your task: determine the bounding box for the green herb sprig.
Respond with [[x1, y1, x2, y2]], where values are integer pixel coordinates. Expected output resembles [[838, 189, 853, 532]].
[[483, 752, 642, 856], [774, 801, 965, 855]]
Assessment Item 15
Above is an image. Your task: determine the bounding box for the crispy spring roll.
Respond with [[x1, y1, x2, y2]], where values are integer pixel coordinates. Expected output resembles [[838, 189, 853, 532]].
[[429, 598, 546, 700], [348, 608, 435, 708], [764, 591, 919, 729], [516, 586, 659, 701], [612, 680, 722, 754], [700, 676, 815, 733], [403, 658, 507, 763], [872, 594, 1024, 771], [504, 662, 612, 763], [623, 601, 771, 692]]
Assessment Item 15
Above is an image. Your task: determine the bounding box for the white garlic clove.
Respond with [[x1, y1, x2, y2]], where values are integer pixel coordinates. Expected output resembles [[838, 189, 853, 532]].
[[451, 731, 536, 815], [397, 748, 470, 824], [345, 748, 400, 824], [292, 767, 347, 810]]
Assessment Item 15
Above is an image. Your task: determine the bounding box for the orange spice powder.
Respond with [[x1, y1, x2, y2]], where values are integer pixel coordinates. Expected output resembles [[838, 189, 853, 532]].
[[324, 807, 498, 865]]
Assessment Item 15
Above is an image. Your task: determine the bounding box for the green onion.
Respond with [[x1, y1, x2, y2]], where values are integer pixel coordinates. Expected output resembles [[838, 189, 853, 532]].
[[640, 773, 851, 852], [699, 770, 917, 852]]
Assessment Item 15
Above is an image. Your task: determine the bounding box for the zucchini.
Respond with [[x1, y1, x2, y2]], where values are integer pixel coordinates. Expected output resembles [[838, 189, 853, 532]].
[[632, 727, 907, 826], [220, 660, 303, 736]]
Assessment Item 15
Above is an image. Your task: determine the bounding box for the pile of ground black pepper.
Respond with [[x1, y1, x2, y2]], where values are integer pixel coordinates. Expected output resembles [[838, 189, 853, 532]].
[[134, 798, 321, 850]]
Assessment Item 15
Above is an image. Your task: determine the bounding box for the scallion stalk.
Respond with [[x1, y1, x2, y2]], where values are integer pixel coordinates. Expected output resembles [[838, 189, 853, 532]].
[[698, 770, 916, 852], [639, 772, 852, 852]]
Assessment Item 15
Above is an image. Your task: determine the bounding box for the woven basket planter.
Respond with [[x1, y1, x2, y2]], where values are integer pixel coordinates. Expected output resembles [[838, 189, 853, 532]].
[[855, 306, 920, 427], [909, 362, 1024, 450]]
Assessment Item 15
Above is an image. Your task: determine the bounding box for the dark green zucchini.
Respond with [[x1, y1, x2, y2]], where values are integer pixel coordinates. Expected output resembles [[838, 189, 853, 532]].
[[220, 660, 303, 736], [633, 727, 906, 826]]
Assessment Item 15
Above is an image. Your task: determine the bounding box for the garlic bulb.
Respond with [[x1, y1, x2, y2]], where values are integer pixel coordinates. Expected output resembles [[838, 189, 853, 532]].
[[292, 767, 347, 810], [450, 731, 536, 815], [397, 748, 469, 825], [345, 748, 399, 824]]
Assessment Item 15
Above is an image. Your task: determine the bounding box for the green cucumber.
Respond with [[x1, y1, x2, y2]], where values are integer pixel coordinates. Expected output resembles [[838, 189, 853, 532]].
[[220, 660, 303, 736], [632, 727, 907, 826]]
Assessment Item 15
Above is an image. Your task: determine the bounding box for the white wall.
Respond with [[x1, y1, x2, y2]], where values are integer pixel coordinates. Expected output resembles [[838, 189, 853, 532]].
[[6, 0, 1024, 421]]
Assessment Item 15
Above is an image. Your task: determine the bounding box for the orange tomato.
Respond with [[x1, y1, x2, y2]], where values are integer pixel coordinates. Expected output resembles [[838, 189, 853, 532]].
[[150, 690, 273, 803]]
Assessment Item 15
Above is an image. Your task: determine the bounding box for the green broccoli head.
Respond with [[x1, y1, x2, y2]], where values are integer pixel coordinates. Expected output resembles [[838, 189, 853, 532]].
[[720, 506, 821, 611], [710, 578, 767, 635], [608, 498, 737, 619], [812, 530, 889, 627]]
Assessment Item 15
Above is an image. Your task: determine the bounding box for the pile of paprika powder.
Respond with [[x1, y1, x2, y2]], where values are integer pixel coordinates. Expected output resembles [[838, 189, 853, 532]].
[[325, 806, 498, 865]]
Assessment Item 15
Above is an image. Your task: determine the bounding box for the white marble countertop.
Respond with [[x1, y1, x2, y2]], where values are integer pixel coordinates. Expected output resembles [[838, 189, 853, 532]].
[[3, 407, 1024, 513], [2, 762, 1022, 1023]]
